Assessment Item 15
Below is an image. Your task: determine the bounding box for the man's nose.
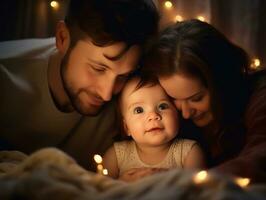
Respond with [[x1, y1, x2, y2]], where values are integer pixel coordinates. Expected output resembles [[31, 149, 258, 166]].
[[148, 111, 162, 121], [98, 77, 115, 102]]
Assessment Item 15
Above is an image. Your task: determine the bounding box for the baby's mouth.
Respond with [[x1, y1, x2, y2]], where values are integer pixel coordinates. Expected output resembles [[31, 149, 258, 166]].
[[146, 127, 163, 132]]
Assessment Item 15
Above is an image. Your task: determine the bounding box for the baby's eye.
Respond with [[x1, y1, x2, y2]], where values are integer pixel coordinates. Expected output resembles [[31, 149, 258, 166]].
[[158, 103, 169, 110], [133, 107, 144, 114]]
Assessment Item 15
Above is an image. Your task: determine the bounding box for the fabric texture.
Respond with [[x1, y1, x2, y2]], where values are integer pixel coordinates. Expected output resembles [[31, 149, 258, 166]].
[[0, 38, 118, 170], [1, 148, 266, 200], [114, 139, 196, 176]]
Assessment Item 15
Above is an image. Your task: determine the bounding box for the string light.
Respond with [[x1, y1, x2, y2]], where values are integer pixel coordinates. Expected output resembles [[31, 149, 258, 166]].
[[197, 16, 205, 22], [103, 169, 108, 175], [250, 58, 261, 70], [97, 164, 103, 171], [193, 170, 208, 184], [50, 1, 59, 10], [164, 1, 173, 9], [94, 154, 103, 164], [175, 15, 183, 22], [235, 177, 250, 188], [193, 170, 251, 189], [93, 154, 108, 175]]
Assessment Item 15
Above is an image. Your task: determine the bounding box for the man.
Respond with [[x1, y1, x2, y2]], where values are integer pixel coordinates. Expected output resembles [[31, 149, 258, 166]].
[[0, 0, 159, 169]]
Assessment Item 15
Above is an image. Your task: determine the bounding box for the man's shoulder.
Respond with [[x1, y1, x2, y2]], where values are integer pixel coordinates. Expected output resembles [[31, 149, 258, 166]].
[[0, 38, 55, 87], [0, 38, 54, 110], [0, 37, 55, 60]]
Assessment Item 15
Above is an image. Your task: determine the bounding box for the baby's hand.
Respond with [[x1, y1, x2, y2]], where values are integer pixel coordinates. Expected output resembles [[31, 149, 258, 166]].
[[118, 167, 168, 182]]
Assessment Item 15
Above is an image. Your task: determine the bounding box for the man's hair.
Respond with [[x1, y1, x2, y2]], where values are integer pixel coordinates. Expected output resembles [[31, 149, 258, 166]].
[[65, 0, 159, 47]]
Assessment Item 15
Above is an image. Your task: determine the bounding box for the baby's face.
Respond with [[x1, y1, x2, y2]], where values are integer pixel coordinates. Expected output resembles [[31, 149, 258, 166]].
[[120, 78, 179, 147]]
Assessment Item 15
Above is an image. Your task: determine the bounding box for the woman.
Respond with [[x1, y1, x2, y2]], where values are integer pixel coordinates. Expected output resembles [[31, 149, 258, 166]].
[[142, 19, 266, 183]]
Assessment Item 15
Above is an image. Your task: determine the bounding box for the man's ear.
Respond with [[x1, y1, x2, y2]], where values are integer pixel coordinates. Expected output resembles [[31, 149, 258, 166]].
[[55, 20, 70, 55]]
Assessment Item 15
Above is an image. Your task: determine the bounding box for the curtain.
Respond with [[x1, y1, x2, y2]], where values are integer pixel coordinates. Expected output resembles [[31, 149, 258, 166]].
[[158, 0, 266, 67], [0, 0, 265, 65], [0, 0, 68, 41], [211, 0, 266, 65]]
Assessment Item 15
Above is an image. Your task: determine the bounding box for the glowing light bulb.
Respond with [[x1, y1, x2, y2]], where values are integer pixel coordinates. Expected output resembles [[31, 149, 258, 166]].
[[103, 169, 108, 175], [175, 15, 183, 22], [97, 164, 103, 171], [164, 1, 173, 9], [93, 154, 108, 175], [235, 177, 250, 188], [93, 154, 103, 164], [250, 58, 261, 69], [254, 58, 260, 66], [50, 1, 59, 10], [197, 16, 205, 22], [193, 170, 208, 184]]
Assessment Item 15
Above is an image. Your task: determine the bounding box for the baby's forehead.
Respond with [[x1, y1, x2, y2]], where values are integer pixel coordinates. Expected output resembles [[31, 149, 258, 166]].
[[122, 82, 170, 104]]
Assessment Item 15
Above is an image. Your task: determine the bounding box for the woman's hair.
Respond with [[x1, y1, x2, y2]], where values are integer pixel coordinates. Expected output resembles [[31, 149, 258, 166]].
[[64, 0, 159, 47], [142, 19, 250, 133]]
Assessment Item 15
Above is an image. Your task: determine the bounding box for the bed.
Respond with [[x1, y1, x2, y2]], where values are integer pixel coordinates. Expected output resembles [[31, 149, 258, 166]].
[[0, 148, 266, 199]]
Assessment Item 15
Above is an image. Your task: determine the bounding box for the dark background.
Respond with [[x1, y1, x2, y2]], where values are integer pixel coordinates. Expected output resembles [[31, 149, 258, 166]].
[[0, 0, 265, 66]]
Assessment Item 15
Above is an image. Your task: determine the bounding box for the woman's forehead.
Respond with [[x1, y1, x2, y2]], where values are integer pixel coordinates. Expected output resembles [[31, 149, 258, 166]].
[[159, 74, 205, 98]]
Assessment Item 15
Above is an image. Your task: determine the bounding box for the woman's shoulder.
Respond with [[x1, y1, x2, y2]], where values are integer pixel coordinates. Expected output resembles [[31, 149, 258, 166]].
[[248, 69, 266, 92], [245, 69, 266, 125], [247, 69, 266, 98], [246, 69, 266, 110]]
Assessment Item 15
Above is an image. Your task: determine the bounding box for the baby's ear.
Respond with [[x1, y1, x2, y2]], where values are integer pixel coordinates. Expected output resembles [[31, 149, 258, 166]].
[[123, 119, 130, 136]]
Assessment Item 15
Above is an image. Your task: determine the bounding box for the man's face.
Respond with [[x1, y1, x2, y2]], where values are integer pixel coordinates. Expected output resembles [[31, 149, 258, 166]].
[[61, 39, 141, 116]]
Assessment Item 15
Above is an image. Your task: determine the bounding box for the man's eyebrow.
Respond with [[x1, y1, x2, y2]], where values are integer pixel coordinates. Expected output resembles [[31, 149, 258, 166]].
[[103, 45, 131, 61]]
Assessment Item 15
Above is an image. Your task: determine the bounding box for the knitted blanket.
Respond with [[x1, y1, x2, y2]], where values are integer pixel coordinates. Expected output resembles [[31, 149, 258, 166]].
[[0, 148, 265, 200]]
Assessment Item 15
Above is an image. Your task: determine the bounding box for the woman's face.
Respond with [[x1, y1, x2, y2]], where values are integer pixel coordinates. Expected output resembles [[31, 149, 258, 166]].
[[159, 74, 213, 127]]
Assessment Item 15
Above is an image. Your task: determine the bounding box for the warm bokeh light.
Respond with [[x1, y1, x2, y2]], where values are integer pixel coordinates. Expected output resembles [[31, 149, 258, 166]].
[[93, 154, 103, 164], [254, 58, 261, 66], [250, 58, 261, 69], [97, 164, 103, 171], [235, 177, 250, 188], [103, 169, 108, 175], [175, 15, 183, 22], [193, 170, 208, 184], [50, 1, 59, 10], [197, 16, 206, 22], [164, 1, 173, 9]]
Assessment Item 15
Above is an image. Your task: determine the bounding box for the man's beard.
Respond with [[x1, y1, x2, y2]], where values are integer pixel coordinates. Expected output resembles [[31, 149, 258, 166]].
[[59, 53, 104, 116]]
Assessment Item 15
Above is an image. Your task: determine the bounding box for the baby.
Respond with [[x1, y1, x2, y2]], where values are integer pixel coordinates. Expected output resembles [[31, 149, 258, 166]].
[[103, 77, 205, 182]]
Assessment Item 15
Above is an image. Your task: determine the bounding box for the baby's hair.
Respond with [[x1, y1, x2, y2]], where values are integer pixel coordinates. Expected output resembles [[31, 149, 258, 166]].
[[134, 74, 158, 91]]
